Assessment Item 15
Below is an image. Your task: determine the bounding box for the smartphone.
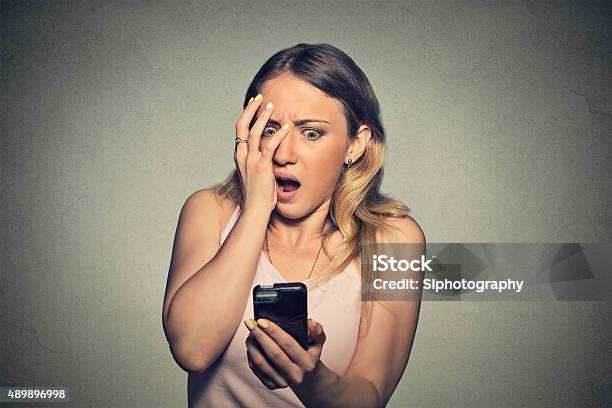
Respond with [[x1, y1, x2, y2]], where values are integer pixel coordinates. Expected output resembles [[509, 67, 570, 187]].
[[253, 282, 308, 349]]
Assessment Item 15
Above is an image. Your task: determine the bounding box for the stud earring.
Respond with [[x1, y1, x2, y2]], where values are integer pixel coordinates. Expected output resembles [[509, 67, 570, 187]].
[[343, 159, 353, 173]]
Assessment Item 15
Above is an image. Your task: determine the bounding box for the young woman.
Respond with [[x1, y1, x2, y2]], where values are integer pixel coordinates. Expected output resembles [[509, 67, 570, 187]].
[[162, 43, 425, 407]]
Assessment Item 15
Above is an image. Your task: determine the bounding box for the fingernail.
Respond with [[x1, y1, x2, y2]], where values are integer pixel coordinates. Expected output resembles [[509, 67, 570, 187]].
[[254, 94, 263, 101], [244, 319, 256, 330], [256, 318, 269, 329], [249, 97, 254, 102], [281, 123, 290, 130], [265, 102, 273, 110]]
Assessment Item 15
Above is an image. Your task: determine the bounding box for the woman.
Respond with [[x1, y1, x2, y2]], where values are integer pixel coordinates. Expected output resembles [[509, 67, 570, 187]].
[[162, 43, 425, 407]]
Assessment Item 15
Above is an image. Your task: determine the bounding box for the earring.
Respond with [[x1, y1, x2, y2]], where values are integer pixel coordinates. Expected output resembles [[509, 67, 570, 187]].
[[343, 158, 353, 173]]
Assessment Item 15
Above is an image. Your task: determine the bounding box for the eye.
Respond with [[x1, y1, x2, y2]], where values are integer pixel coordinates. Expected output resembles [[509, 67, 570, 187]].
[[262, 125, 277, 137], [262, 124, 326, 142], [304, 128, 324, 142]]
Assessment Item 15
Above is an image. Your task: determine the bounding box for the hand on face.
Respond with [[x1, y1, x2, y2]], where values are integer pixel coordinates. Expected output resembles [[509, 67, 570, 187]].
[[234, 94, 291, 215], [244, 318, 326, 389]]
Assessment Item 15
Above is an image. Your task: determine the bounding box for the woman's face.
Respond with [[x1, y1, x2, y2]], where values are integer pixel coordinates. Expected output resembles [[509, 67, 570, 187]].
[[256, 73, 350, 218]]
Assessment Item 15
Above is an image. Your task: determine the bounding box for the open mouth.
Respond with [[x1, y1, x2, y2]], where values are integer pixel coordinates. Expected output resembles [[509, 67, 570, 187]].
[[275, 177, 301, 192]]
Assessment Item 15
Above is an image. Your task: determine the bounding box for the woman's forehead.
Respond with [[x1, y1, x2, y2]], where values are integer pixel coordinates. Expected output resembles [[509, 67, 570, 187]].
[[259, 74, 344, 122]]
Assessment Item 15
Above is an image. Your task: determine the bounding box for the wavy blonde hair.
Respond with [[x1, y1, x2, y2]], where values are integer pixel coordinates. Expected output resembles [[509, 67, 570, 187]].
[[212, 43, 412, 329]]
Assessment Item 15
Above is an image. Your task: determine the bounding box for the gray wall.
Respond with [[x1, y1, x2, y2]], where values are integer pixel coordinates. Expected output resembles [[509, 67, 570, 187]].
[[1, 1, 611, 407]]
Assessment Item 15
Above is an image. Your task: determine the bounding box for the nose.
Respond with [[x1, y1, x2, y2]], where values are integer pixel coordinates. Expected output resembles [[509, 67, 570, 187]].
[[272, 127, 297, 166]]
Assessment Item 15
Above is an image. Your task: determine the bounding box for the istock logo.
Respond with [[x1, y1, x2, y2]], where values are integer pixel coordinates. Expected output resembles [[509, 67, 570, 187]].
[[372, 254, 433, 272]]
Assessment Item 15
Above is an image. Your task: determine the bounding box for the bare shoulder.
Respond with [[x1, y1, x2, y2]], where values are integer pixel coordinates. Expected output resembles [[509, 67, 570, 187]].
[[376, 214, 426, 244], [181, 188, 237, 232], [350, 215, 425, 272]]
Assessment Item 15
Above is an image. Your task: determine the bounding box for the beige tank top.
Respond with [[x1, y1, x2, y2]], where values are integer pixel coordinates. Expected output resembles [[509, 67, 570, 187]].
[[188, 204, 362, 407]]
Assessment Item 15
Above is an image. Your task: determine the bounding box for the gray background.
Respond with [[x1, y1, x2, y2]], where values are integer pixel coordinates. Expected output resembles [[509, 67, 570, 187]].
[[1, 0, 611, 407]]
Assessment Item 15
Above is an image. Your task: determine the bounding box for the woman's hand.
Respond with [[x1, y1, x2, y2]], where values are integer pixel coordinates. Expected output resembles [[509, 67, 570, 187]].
[[234, 94, 291, 214], [244, 318, 326, 389]]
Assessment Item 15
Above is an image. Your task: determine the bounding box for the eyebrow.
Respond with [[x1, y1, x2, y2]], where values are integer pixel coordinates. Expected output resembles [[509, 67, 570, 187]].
[[265, 118, 330, 126]]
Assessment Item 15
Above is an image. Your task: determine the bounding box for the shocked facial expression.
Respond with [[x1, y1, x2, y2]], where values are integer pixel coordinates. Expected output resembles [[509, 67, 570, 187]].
[[256, 73, 351, 217]]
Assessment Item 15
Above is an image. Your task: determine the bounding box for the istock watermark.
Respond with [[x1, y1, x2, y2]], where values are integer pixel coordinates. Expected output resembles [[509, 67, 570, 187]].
[[372, 254, 433, 272], [360, 243, 612, 301]]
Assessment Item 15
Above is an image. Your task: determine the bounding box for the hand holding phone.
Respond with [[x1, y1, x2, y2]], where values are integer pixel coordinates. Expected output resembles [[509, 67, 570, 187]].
[[253, 282, 308, 349]]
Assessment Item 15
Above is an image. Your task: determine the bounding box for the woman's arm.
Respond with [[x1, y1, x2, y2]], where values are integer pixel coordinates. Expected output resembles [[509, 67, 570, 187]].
[[162, 189, 269, 374], [164, 94, 291, 374], [292, 298, 422, 407], [293, 215, 425, 407]]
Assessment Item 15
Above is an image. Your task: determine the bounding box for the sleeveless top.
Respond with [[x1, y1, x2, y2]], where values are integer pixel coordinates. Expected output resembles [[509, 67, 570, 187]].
[[187, 204, 362, 407]]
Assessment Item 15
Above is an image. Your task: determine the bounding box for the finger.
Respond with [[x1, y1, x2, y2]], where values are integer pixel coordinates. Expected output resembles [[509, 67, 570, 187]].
[[248, 357, 280, 389], [234, 144, 247, 185], [261, 122, 291, 162], [234, 96, 260, 170], [235, 94, 263, 142], [246, 335, 288, 388], [307, 318, 324, 338], [307, 319, 326, 354], [249, 320, 302, 381], [247, 101, 274, 164], [307, 318, 319, 343], [256, 319, 314, 371]]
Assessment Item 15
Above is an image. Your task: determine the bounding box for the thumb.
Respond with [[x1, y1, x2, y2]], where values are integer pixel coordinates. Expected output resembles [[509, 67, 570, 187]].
[[308, 318, 326, 344]]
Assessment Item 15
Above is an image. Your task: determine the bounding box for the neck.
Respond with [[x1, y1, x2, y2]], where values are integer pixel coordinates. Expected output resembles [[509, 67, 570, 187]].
[[266, 201, 334, 250]]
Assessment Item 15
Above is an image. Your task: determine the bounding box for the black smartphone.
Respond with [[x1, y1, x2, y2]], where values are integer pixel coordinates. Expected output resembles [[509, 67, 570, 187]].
[[253, 282, 308, 350]]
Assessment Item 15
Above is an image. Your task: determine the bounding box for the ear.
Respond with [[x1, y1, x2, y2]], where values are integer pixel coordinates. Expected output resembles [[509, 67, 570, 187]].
[[345, 124, 372, 164]]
